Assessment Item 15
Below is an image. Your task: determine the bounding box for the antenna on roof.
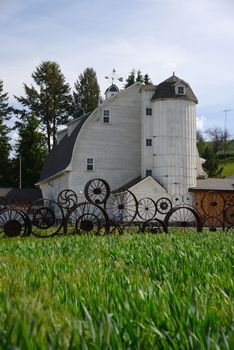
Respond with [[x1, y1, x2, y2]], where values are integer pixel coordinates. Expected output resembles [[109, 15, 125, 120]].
[[105, 69, 124, 85]]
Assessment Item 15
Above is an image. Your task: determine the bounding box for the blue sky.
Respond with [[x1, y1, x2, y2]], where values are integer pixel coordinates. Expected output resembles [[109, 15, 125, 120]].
[[1, 0, 234, 138]]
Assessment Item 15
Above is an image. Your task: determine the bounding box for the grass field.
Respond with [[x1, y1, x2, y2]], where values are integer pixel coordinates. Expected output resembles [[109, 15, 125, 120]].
[[219, 159, 234, 177], [0, 233, 233, 349]]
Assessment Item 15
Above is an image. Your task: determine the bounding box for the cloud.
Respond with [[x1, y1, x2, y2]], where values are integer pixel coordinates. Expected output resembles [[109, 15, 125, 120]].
[[196, 116, 206, 131]]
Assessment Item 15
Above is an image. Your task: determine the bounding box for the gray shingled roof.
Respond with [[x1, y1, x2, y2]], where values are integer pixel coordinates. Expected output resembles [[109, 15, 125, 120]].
[[39, 114, 90, 182], [0, 188, 42, 201], [189, 178, 234, 192], [151, 74, 198, 103]]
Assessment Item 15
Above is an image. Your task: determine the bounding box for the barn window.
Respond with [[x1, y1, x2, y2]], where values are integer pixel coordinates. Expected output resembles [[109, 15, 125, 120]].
[[86, 158, 94, 171], [146, 139, 152, 146], [146, 169, 152, 177], [178, 86, 184, 94], [103, 109, 111, 124], [146, 108, 152, 116]]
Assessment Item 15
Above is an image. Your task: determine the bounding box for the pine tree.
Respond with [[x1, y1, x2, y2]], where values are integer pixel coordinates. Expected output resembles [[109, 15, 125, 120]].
[[0, 80, 12, 186], [73, 67, 100, 118], [14, 114, 47, 187], [125, 69, 152, 88], [15, 61, 73, 151]]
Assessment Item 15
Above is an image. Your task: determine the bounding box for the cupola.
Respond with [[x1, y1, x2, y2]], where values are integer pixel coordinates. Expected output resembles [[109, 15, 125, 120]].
[[105, 84, 119, 100]]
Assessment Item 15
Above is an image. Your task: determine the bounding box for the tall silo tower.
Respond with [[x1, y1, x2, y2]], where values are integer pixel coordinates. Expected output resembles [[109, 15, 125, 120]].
[[150, 74, 198, 195]]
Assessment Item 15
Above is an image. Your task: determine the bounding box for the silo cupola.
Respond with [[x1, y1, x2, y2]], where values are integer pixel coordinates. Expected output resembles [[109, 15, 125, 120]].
[[105, 84, 119, 99]]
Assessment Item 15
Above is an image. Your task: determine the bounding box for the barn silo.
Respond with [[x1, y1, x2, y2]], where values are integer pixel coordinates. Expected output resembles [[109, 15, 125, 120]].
[[151, 74, 198, 195]]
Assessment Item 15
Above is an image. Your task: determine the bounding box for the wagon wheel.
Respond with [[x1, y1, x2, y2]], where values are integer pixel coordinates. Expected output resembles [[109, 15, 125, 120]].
[[110, 222, 124, 235], [57, 189, 78, 210], [141, 218, 167, 234], [164, 205, 202, 233], [105, 190, 138, 225], [0, 209, 30, 238], [225, 196, 234, 208], [202, 216, 225, 232], [65, 202, 110, 235], [27, 199, 64, 238], [201, 191, 225, 217], [224, 205, 234, 228], [171, 193, 183, 207], [0, 196, 7, 211], [84, 178, 110, 204], [156, 197, 172, 215], [137, 197, 157, 220], [182, 193, 195, 206]]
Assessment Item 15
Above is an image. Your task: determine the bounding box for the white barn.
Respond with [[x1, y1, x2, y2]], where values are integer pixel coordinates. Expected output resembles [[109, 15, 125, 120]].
[[37, 74, 205, 202]]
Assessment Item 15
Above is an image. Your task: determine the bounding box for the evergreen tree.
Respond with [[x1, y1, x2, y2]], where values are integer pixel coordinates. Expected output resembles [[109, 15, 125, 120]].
[[125, 69, 152, 88], [15, 61, 73, 151], [14, 114, 47, 187], [73, 67, 100, 118], [196, 129, 205, 156], [0, 80, 12, 186], [202, 146, 223, 178]]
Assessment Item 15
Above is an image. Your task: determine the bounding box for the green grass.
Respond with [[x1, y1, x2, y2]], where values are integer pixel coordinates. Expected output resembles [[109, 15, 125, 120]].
[[0, 233, 233, 349], [219, 159, 234, 177]]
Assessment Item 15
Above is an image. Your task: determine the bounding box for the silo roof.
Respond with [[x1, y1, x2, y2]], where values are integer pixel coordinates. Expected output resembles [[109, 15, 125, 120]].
[[151, 74, 198, 103]]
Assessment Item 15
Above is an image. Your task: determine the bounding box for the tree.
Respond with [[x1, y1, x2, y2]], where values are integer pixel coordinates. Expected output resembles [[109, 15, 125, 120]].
[[14, 114, 47, 187], [73, 67, 100, 118], [125, 69, 152, 88], [196, 129, 205, 156], [202, 146, 223, 178], [15, 61, 73, 152], [0, 79, 12, 186], [205, 126, 229, 155]]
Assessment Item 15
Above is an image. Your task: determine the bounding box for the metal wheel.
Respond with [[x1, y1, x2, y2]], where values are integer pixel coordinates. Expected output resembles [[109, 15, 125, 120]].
[[65, 202, 110, 235], [141, 219, 167, 234], [171, 193, 183, 206], [105, 190, 138, 225], [0, 197, 7, 211], [0, 209, 30, 237], [202, 216, 225, 232], [164, 205, 202, 233], [182, 193, 195, 206], [84, 178, 110, 204], [224, 205, 234, 228], [156, 197, 172, 215], [137, 197, 156, 220], [201, 191, 225, 217], [57, 189, 78, 210], [27, 199, 64, 238]]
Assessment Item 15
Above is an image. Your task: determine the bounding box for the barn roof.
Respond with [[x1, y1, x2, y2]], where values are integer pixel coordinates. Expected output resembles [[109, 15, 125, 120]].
[[0, 187, 42, 201], [151, 74, 198, 103], [189, 178, 234, 192], [105, 84, 119, 93], [39, 114, 90, 182]]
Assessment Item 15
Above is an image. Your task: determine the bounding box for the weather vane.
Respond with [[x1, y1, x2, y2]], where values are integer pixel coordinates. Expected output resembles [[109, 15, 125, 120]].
[[105, 69, 123, 85]]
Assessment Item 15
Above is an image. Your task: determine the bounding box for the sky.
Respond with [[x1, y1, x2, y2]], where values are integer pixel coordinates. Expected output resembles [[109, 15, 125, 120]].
[[1, 0, 234, 139]]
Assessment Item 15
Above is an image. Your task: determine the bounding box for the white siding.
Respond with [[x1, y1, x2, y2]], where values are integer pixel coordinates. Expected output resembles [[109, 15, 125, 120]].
[[70, 84, 142, 193]]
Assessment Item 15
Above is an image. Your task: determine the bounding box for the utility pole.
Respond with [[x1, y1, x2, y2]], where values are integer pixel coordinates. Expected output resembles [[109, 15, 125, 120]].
[[223, 109, 231, 163]]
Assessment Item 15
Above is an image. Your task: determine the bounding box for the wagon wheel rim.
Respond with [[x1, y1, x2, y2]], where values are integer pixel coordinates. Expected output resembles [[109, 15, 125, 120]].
[[0, 209, 29, 237], [182, 193, 195, 206], [171, 193, 183, 206], [27, 199, 64, 237], [224, 205, 234, 226], [65, 202, 110, 235], [57, 189, 78, 210], [105, 190, 138, 225], [201, 191, 225, 217], [84, 178, 110, 204], [164, 205, 202, 233], [137, 197, 157, 220], [156, 197, 172, 214], [202, 216, 225, 232]]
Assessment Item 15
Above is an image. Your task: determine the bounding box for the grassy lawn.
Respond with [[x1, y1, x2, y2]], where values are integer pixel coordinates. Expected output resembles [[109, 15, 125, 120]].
[[219, 159, 234, 177], [0, 233, 233, 349]]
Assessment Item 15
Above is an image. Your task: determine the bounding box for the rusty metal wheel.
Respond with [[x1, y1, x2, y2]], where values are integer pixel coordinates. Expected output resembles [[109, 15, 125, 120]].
[[171, 193, 183, 207], [84, 178, 110, 204], [182, 193, 195, 206], [156, 197, 172, 215], [0, 209, 30, 237], [27, 199, 64, 238], [57, 189, 78, 211], [164, 205, 202, 233], [141, 218, 167, 234], [224, 205, 234, 228], [137, 197, 156, 220], [105, 190, 138, 225], [65, 202, 110, 235], [202, 216, 225, 232], [201, 191, 225, 217]]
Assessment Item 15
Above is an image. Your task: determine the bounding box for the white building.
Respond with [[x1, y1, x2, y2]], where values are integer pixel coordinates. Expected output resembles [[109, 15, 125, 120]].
[[37, 74, 205, 202]]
